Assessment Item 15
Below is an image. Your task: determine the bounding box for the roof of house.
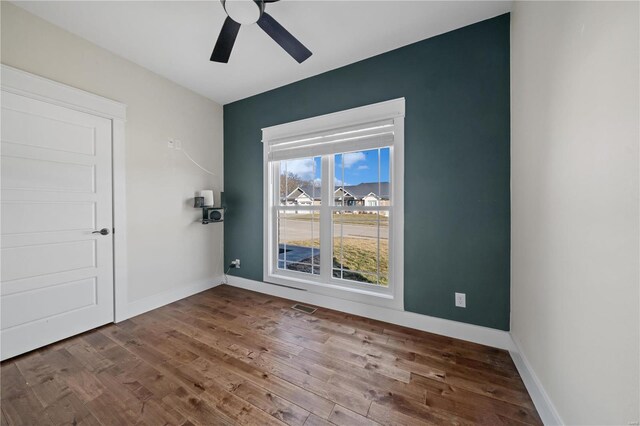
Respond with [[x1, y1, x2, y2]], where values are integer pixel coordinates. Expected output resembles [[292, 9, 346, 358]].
[[342, 182, 389, 199], [285, 187, 314, 201], [290, 182, 389, 200]]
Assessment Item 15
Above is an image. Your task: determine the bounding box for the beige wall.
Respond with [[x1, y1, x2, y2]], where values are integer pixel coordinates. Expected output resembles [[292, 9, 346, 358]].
[[511, 1, 639, 424], [1, 2, 224, 304]]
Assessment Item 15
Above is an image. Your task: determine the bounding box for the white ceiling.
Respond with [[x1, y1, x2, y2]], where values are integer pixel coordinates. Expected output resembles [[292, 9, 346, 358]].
[[14, 1, 512, 105]]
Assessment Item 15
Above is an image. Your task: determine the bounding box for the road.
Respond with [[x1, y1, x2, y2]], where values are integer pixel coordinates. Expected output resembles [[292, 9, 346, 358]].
[[279, 218, 388, 241]]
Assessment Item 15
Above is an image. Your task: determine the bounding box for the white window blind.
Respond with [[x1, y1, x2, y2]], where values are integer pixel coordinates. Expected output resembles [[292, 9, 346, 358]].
[[262, 98, 405, 161], [267, 119, 395, 161]]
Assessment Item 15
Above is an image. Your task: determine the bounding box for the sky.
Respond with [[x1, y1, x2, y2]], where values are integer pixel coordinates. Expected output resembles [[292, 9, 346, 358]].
[[283, 147, 390, 187]]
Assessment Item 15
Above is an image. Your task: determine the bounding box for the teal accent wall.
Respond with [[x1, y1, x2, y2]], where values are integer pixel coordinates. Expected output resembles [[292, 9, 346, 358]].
[[224, 14, 510, 330]]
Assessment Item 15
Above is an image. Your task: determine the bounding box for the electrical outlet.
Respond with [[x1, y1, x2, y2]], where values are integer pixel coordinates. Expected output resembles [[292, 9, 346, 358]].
[[174, 139, 182, 150], [167, 138, 175, 149], [234, 259, 240, 269], [455, 292, 466, 308]]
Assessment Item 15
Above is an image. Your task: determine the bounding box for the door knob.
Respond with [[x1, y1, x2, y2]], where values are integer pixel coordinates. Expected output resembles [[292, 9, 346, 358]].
[[92, 228, 110, 236]]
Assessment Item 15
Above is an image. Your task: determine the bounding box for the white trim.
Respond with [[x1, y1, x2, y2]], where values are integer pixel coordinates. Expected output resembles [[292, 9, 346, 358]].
[[510, 336, 564, 426], [0, 65, 126, 121], [262, 98, 405, 310], [227, 276, 514, 350], [391, 114, 405, 309], [124, 277, 224, 320], [1, 65, 129, 325], [262, 98, 405, 143], [112, 119, 129, 322]]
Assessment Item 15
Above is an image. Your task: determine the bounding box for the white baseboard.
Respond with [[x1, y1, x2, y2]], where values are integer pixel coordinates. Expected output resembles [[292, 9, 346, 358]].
[[226, 275, 514, 350], [121, 276, 224, 321], [509, 336, 564, 425]]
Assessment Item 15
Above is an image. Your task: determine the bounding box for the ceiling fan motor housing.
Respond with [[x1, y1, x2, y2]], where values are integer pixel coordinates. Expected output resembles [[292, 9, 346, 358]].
[[221, 0, 264, 25], [211, 0, 311, 64]]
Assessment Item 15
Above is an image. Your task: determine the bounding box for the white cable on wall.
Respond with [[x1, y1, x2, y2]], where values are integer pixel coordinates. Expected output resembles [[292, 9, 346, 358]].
[[179, 142, 216, 176]]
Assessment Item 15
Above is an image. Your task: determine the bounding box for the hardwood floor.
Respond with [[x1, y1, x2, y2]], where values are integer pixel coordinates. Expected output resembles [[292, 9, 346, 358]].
[[1, 285, 541, 425]]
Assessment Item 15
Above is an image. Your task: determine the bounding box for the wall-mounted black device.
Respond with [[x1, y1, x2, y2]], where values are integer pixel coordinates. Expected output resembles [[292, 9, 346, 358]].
[[202, 207, 224, 224]]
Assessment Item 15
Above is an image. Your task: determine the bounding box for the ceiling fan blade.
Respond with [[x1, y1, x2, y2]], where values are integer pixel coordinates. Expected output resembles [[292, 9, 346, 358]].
[[211, 17, 241, 63], [257, 12, 312, 63]]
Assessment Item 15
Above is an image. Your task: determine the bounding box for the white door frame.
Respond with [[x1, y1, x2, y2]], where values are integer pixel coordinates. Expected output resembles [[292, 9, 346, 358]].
[[1, 64, 129, 322]]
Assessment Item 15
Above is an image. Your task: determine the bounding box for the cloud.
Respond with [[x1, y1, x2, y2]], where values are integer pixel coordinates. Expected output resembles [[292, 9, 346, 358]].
[[311, 177, 350, 187], [343, 152, 366, 168], [334, 177, 349, 186], [357, 165, 369, 170], [284, 158, 316, 180]]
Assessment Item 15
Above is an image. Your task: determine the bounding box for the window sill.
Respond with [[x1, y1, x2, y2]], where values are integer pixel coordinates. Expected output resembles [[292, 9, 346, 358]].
[[264, 271, 403, 311]]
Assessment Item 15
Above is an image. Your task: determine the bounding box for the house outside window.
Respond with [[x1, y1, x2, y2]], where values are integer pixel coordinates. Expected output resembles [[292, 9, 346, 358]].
[[262, 99, 405, 309]]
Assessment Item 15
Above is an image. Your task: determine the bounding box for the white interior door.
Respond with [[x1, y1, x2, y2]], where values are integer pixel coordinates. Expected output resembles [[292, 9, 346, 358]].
[[1, 91, 114, 360]]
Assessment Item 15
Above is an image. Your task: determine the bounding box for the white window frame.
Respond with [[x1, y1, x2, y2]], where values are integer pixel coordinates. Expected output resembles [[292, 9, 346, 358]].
[[263, 98, 404, 310]]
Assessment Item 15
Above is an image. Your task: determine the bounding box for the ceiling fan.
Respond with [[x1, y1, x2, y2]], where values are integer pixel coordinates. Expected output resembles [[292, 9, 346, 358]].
[[210, 0, 312, 64]]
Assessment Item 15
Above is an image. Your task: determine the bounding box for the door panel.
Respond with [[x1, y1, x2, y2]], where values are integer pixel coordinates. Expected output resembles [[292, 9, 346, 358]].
[[2, 278, 97, 329], [1, 240, 96, 282], [1, 91, 114, 360], [2, 201, 95, 234], [1, 107, 96, 155], [1, 156, 95, 192]]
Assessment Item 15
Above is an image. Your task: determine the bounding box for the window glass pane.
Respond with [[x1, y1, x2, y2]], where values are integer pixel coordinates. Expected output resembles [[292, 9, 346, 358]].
[[380, 147, 391, 201], [333, 153, 344, 206], [280, 156, 321, 206], [278, 210, 320, 275], [332, 210, 388, 286], [333, 148, 390, 207], [379, 210, 389, 285]]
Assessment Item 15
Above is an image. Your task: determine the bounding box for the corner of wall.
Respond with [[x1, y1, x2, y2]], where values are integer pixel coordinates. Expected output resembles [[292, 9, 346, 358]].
[[120, 276, 225, 321], [509, 335, 564, 425]]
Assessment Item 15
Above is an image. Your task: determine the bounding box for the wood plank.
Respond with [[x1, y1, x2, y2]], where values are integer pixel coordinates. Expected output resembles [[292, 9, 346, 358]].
[[15, 355, 73, 408], [329, 404, 380, 426], [65, 339, 114, 373], [162, 387, 236, 426], [298, 348, 427, 403], [370, 391, 474, 425], [169, 335, 335, 418], [249, 354, 372, 416], [42, 391, 101, 426], [134, 313, 331, 419], [189, 357, 311, 426], [411, 374, 542, 425], [367, 401, 438, 426], [0, 363, 52, 426], [303, 413, 334, 426]]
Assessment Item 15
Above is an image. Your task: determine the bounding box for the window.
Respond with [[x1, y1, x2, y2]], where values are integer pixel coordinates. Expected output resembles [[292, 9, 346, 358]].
[[263, 99, 404, 309]]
